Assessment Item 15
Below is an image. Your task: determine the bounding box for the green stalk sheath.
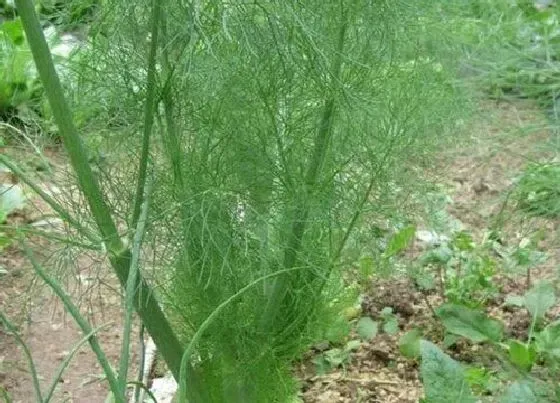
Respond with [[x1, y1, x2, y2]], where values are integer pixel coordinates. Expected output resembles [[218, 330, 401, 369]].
[[160, 12, 185, 190], [15, 0, 186, 380], [23, 244, 124, 402], [110, 252, 188, 381], [130, 0, 162, 230], [119, 181, 151, 390]]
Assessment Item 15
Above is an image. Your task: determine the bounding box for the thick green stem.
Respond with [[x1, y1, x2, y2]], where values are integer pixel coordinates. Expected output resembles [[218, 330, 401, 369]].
[[160, 12, 186, 190], [15, 0, 186, 381], [15, 0, 122, 255], [130, 0, 162, 230], [119, 181, 151, 390]]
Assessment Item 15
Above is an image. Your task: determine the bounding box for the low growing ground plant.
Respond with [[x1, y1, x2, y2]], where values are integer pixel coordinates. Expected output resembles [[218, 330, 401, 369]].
[[413, 230, 498, 308], [402, 280, 560, 401]]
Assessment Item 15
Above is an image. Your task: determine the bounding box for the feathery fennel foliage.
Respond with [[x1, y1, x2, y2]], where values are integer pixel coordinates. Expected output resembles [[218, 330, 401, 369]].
[[19, 0, 469, 401], [74, 2, 467, 401]]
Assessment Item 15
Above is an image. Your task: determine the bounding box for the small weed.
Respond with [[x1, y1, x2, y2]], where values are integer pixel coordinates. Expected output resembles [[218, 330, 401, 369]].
[[414, 230, 498, 308], [313, 340, 361, 375]]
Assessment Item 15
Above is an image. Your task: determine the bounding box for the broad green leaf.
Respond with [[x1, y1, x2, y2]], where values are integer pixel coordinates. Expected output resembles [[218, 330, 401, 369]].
[[443, 333, 461, 348], [535, 321, 560, 359], [384, 225, 415, 258], [325, 316, 351, 344], [420, 340, 475, 403], [380, 307, 393, 316], [383, 316, 399, 335], [508, 340, 536, 372], [436, 304, 503, 343], [501, 382, 536, 403], [356, 317, 378, 341], [524, 281, 556, 321], [399, 329, 421, 359], [421, 245, 453, 265]]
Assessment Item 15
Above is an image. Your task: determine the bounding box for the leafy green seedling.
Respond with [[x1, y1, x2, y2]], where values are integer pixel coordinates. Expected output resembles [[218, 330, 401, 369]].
[[535, 321, 560, 364], [399, 328, 422, 359], [524, 281, 556, 323], [464, 366, 497, 396], [504, 280, 556, 332], [356, 316, 378, 341], [507, 340, 537, 372], [324, 316, 352, 345], [380, 307, 399, 335], [313, 340, 361, 375], [417, 229, 497, 307]]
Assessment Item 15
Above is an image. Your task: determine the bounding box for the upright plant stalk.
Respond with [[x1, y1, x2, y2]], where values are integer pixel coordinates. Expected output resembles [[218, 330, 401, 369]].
[[261, 3, 348, 328], [130, 0, 162, 230], [119, 180, 152, 391], [159, 11, 186, 190], [15, 0, 186, 381]]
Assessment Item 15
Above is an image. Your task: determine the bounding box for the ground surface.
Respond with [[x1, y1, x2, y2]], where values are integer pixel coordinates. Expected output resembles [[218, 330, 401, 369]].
[[1, 98, 559, 402]]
